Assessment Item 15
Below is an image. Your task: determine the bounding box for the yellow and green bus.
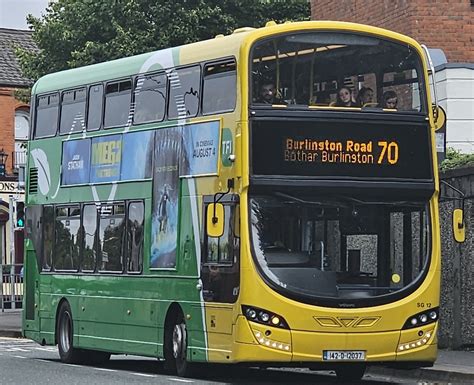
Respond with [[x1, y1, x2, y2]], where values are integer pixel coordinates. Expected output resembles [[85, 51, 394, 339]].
[[23, 21, 446, 381]]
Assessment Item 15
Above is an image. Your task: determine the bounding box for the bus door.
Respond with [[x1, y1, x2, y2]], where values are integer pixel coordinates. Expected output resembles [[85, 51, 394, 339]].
[[201, 198, 240, 358], [23, 205, 47, 334]]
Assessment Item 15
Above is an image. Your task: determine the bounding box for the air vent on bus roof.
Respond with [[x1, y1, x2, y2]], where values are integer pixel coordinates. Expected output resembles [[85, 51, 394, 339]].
[[232, 27, 255, 34], [28, 168, 38, 194]]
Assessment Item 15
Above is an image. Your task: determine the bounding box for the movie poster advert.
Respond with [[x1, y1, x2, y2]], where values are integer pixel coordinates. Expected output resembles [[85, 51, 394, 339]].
[[90, 135, 122, 183], [150, 127, 182, 268], [121, 130, 154, 180], [61, 139, 91, 185], [181, 121, 220, 176]]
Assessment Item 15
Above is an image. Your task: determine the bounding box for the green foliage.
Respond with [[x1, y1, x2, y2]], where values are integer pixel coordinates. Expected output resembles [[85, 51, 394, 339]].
[[440, 148, 474, 172], [13, 88, 31, 104], [16, 0, 310, 81]]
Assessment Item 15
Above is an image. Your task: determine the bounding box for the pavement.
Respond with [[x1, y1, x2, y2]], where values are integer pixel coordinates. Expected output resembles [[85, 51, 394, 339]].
[[1, 309, 473, 382]]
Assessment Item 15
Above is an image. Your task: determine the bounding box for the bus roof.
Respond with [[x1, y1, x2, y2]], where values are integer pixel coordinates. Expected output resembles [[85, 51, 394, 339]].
[[32, 20, 422, 95]]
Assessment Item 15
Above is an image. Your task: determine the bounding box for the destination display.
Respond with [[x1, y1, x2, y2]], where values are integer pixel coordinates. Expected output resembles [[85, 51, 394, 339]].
[[251, 120, 433, 180]]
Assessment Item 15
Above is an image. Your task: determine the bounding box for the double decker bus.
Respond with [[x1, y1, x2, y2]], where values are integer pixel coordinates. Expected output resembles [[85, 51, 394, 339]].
[[23, 21, 445, 381]]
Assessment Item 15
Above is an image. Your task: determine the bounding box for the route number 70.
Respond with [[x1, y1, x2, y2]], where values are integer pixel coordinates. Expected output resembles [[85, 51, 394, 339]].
[[377, 141, 399, 164]]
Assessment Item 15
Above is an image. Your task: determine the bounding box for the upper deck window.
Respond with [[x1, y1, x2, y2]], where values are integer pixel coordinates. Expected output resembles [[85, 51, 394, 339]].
[[202, 60, 237, 115], [251, 32, 426, 112], [104, 80, 132, 128], [168, 65, 201, 120], [60, 88, 86, 135], [133, 73, 167, 124], [87, 84, 104, 131], [35, 93, 59, 138]]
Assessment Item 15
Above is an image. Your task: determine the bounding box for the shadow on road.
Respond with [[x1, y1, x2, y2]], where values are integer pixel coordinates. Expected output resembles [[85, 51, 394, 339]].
[[42, 356, 399, 384]]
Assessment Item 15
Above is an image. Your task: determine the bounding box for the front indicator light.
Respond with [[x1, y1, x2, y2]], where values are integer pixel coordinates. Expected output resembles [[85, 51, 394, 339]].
[[251, 328, 291, 352], [398, 328, 434, 352]]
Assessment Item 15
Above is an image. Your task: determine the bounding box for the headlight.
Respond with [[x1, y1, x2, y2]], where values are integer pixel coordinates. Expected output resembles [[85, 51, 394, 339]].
[[242, 305, 289, 329], [402, 308, 439, 330]]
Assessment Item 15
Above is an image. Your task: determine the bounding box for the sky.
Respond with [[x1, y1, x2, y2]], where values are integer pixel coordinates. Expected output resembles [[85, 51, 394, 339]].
[[0, 0, 49, 30]]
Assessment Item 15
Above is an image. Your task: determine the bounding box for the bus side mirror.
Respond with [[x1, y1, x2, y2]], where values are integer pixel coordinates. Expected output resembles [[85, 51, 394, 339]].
[[433, 105, 446, 131], [452, 208, 465, 243], [207, 203, 224, 238]]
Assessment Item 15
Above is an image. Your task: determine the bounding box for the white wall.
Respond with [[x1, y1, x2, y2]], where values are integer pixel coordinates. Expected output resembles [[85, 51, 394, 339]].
[[435, 64, 474, 154]]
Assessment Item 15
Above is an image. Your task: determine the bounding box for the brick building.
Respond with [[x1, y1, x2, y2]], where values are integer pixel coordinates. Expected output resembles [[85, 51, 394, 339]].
[[311, 0, 474, 153], [0, 28, 36, 266]]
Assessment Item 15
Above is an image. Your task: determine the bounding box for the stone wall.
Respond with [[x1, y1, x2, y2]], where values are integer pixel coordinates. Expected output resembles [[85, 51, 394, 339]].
[[439, 166, 474, 349]]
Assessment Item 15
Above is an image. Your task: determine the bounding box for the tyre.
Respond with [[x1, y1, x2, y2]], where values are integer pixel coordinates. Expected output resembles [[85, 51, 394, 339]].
[[335, 363, 366, 382], [57, 301, 84, 364], [164, 312, 195, 377]]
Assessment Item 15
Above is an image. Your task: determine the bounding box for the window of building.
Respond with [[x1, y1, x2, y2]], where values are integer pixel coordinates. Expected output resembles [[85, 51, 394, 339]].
[[98, 203, 125, 272], [104, 80, 131, 128], [54, 206, 81, 271], [167, 66, 201, 119], [202, 60, 237, 115], [127, 201, 144, 272], [15, 109, 29, 140], [14, 109, 29, 172], [82, 204, 97, 272], [133, 73, 167, 124], [60, 88, 86, 135], [35, 93, 59, 138], [87, 84, 104, 131]]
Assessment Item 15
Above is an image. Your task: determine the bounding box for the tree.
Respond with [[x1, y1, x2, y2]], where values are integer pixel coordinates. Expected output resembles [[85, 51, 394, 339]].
[[16, 0, 310, 81], [440, 148, 474, 172]]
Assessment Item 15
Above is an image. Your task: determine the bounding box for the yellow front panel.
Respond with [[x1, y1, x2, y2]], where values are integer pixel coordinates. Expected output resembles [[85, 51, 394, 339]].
[[291, 330, 399, 361]]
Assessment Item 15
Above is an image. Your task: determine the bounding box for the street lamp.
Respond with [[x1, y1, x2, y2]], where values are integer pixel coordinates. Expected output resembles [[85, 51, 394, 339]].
[[0, 148, 8, 176]]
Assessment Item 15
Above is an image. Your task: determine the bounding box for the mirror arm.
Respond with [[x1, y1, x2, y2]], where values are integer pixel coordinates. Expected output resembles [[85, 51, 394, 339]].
[[212, 178, 234, 224], [421, 44, 438, 117], [440, 180, 465, 227]]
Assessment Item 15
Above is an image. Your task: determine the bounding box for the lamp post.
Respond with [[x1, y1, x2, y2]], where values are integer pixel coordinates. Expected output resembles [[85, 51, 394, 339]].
[[0, 148, 8, 177]]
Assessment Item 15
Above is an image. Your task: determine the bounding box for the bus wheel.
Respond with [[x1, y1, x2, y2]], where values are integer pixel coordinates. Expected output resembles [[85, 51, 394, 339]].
[[57, 301, 84, 364], [167, 315, 195, 377], [335, 364, 366, 381]]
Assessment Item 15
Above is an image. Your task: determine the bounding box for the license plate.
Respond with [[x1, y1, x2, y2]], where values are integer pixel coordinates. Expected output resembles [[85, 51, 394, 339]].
[[323, 350, 366, 361]]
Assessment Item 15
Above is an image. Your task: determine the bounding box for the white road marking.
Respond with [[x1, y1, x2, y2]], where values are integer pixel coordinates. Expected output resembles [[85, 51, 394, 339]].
[[36, 359, 53, 363], [34, 347, 57, 352], [130, 373, 155, 378], [6, 347, 29, 352], [13, 355, 26, 359], [94, 367, 116, 373], [65, 364, 84, 368], [169, 378, 194, 383]]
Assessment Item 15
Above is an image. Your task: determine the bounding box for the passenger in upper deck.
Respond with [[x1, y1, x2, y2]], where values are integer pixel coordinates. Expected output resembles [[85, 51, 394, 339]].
[[334, 87, 358, 107], [381, 90, 398, 109], [257, 81, 285, 105], [356, 87, 375, 107]]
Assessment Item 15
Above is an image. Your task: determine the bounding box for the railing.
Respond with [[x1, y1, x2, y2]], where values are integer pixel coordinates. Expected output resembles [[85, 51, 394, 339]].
[[12, 150, 27, 170], [1, 264, 23, 311]]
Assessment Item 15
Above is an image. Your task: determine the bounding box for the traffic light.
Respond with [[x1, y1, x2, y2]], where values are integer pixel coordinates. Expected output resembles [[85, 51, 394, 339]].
[[16, 202, 25, 228]]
